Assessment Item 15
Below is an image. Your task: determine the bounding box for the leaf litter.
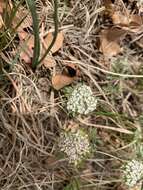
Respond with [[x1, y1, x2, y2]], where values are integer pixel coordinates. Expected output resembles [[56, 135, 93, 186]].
[[100, 27, 127, 57], [1, 0, 143, 190], [100, 0, 143, 57], [52, 63, 79, 90], [18, 29, 64, 67]]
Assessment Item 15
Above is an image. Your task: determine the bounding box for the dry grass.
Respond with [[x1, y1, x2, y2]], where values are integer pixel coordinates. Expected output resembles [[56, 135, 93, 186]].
[[0, 0, 143, 189]]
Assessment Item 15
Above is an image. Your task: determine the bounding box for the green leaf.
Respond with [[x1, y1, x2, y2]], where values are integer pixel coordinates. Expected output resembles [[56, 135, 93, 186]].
[[63, 179, 80, 190], [25, 0, 40, 69]]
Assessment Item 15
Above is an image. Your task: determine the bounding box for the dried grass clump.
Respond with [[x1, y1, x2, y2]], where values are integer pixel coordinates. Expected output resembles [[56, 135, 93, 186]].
[[0, 69, 64, 189], [6, 63, 52, 114], [0, 64, 64, 189]]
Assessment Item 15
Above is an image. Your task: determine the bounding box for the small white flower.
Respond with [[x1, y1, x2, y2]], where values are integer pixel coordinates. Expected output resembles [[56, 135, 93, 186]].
[[122, 160, 143, 187], [59, 129, 91, 166], [67, 84, 97, 115]]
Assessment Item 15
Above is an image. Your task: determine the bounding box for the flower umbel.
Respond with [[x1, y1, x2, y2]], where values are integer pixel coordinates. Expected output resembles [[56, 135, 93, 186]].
[[59, 129, 91, 166], [67, 84, 97, 115], [122, 160, 143, 187]]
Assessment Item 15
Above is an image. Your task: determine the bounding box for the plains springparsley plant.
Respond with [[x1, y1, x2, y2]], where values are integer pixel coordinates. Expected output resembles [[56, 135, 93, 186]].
[[67, 84, 97, 115], [122, 160, 143, 188], [59, 129, 91, 166], [135, 143, 143, 158], [134, 129, 143, 159]]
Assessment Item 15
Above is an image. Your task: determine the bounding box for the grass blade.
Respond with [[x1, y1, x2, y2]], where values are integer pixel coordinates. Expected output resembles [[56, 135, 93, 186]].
[[7, 0, 25, 28]]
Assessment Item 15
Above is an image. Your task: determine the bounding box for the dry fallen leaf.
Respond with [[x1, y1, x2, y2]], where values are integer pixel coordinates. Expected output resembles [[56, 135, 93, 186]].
[[130, 15, 142, 27], [52, 63, 79, 90], [18, 30, 64, 66], [20, 51, 32, 64], [18, 32, 55, 67], [64, 63, 80, 77], [103, 0, 114, 15], [18, 31, 29, 41], [43, 55, 56, 68], [112, 12, 143, 32], [12, 6, 32, 32], [44, 31, 64, 54], [100, 28, 126, 57], [0, 0, 6, 14], [112, 11, 130, 26], [19, 34, 34, 64], [129, 14, 143, 33], [105, 0, 143, 34], [104, 0, 129, 26], [52, 74, 76, 90]]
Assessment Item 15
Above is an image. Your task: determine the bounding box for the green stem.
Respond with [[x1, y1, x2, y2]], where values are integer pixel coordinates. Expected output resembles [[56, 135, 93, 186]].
[[26, 0, 40, 69], [38, 0, 59, 64], [7, 0, 25, 28]]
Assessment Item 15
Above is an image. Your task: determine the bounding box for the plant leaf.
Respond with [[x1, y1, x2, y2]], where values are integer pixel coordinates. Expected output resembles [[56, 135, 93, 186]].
[[43, 56, 56, 68], [52, 74, 76, 90], [12, 6, 32, 32], [19, 34, 34, 64], [52, 63, 79, 90], [0, 0, 6, 14], [26, 0, 40, 69], [64, 63, 80, 77], [100, 28, 126, 57], [112, 11, 130, 26]]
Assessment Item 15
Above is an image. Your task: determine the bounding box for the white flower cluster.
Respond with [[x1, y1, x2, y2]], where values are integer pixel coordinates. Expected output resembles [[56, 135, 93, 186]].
[[67, 84, 97, 115], [59, 129, 91, 166], [122, 160, 143, 187]]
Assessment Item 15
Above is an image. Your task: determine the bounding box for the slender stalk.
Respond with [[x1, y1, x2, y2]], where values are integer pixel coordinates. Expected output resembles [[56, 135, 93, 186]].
[[7, 0, 25, 28], [13, 14, 28, 32], [38, 0, 59, 64], [26, 0, 40, 69]]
